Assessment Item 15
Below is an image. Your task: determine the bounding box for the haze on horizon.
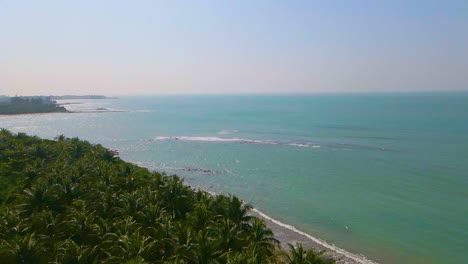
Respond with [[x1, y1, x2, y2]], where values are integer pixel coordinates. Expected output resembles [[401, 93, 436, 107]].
[[1, 0, 467, 96]]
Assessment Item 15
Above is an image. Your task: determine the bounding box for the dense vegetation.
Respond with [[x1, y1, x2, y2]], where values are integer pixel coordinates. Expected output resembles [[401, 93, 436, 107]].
[[0, 130, 332, 263], [0, 97, 66, 115]]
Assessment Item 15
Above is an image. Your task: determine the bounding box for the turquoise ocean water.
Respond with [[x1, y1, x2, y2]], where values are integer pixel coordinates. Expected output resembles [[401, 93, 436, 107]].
[[1, 93, 467, 263]]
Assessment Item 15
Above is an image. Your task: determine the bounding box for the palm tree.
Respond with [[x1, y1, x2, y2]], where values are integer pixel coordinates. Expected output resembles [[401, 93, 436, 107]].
[[222, 195, 252, 229], [112, 232, 157, 262], [235, 243, 271, 264], [192, 229, 219, 264], [286, 243, 332, 264], [115, 191, 143, 218], [168, 222, 195, 263], [163, 176, 192, 220], [20, 182, 55, 214], [0, 209, 29, 240], [187, 204, 213, 231], [0, 128, 13, 137], [150, 215, 175, 260], [54, 239, 100, 264], [136, 202, 165, 227], [212, 218, 240, 253], [0, 233, 46, 263], [54, 135, 66, 142], [63, 208, 101, 245], [247, 218, 279, 255]]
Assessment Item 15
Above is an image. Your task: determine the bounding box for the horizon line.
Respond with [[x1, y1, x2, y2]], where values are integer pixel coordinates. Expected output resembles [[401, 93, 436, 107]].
[[3, 89, 468, 97]]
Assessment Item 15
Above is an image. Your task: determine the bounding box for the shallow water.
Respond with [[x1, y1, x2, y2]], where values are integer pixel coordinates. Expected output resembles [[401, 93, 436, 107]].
[[1, 93, 467, 263]]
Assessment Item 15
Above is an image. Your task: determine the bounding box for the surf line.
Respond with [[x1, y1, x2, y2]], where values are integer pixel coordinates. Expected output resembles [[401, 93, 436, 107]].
[[152, 136, 321, 148], [252, 208, 378, 264], [198, 189, 377, 264]]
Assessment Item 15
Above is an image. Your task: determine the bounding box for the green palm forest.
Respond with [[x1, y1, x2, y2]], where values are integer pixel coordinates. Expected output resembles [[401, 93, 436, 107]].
[[0, 129, 333, 264]]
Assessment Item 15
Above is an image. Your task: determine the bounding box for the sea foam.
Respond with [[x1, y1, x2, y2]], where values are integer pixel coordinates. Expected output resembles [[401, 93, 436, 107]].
[[152, 136, 277, 145], [287, 143, 321, 148], [151, 136, 327, 149]]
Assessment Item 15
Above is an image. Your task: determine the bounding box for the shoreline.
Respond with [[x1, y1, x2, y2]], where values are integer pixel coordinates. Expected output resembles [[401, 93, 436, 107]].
[[166, 181, 379, 264], [250, 209, 378, 264], [0, 123, 379, 263]]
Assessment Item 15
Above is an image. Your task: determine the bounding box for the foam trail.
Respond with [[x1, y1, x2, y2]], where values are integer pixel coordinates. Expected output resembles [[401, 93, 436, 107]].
[[152, 136, 392, 151], [152, 136, 323, 148], [151, 135, 395, 152], [152, 136, 277, 145], [287, 143, 321, 148]]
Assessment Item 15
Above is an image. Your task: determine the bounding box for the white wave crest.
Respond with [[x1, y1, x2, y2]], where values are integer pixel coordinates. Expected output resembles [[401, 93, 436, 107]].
[[152, 136, 277, 145], [287, 143, 321, 148], [152, 136, 326, 149]]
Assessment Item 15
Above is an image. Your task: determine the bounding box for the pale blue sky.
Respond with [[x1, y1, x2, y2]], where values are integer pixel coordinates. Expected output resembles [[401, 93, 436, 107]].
[[1, 0, 467, 95]]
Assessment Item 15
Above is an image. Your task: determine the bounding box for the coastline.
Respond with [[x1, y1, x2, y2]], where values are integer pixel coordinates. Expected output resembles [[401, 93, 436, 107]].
[[0, 122, 379, 263], [250, 209, 378, 264], [159, 179, 379, 264], [127, 158, 379, 263]]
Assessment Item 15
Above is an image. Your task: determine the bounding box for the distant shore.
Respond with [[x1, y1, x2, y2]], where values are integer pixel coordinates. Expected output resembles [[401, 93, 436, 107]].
[[0, 95, 116, 115], [0, 109, 125, 116], [52, 95, 117, 100], [0, 97, 66, 115]]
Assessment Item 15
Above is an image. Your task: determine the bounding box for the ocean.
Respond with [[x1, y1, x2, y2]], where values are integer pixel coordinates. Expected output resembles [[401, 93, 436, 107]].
[[1, 93, 467, 263]]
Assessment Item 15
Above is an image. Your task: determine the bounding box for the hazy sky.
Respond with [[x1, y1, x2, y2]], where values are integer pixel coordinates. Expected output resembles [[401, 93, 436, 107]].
[[1, 0, 467, 95]]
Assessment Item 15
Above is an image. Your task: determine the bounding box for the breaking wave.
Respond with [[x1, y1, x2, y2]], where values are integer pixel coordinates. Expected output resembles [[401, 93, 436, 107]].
[[152, 136, 278, 145], [150, 136, 333, 149], [287, 143, 321, 148]]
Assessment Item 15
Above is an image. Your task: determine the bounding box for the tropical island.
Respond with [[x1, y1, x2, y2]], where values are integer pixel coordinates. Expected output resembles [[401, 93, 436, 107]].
[[0, 130, 333, 264], [0, 96, 67, 115]]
